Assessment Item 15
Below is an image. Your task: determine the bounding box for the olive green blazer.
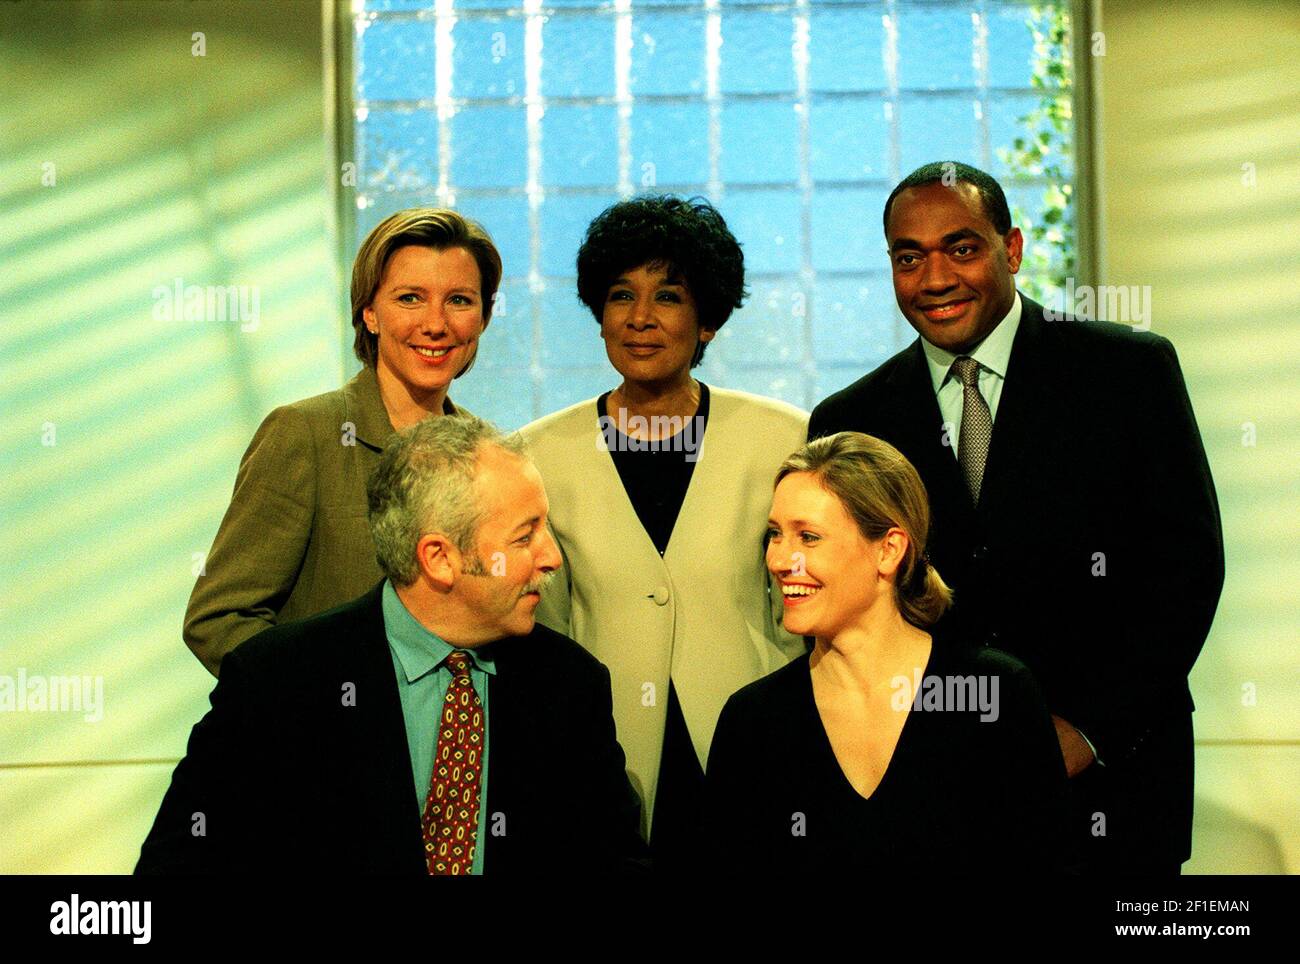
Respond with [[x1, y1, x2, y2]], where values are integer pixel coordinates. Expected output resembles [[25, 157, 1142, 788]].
[[519, 387, 810, 835], [183, 366, 462, 676]]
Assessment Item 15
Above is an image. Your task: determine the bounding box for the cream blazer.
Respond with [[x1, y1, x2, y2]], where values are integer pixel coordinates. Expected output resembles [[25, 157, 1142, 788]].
[[520, 387, 810, 834]]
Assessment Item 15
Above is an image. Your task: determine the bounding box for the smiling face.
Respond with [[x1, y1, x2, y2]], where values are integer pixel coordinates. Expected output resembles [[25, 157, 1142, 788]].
[[886, 182, 1023, 355], [600, 262, 714, 390], [767, 471, 904, 641], [456, 447, 562, 642], [363, 245, 486, 416]]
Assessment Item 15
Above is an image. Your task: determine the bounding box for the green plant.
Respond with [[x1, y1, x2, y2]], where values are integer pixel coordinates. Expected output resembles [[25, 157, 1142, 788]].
[[996, 2, 1075, 304]]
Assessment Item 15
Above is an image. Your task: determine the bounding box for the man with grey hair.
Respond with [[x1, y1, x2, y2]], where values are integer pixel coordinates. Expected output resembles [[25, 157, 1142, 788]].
[[138, 414, 646, 874]]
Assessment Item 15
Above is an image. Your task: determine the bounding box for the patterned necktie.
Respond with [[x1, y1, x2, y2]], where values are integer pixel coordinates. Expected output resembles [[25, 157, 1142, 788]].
[[421, 651, 484, 875], [951, 355, 992, 505]]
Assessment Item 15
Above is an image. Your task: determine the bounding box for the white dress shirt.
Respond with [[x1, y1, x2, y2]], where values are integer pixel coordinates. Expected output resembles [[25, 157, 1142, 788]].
[[919, 292, 1023, 460]]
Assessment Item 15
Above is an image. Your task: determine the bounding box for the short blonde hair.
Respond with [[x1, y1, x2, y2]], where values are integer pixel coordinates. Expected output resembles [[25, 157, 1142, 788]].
[[775, 432, 953, 629], [350, 208, 503, 373]]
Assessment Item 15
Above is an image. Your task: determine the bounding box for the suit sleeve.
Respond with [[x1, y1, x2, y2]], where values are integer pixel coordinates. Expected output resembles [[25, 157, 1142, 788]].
[[183, 406, 318, 677], [1078, 337, 1224, 760], [135, 652, 262, 873], [1134, 336, 1225, 679]]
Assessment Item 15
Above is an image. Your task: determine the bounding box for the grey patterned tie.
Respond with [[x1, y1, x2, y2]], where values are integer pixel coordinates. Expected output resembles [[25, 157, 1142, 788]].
[[952, 356, 992, 505]]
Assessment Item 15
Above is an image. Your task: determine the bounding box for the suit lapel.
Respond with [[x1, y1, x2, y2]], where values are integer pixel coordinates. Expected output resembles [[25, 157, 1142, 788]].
[[977, 297, 1052, 524], [663, 388, 718, 561], [348, 586, 426, 872], [480, 636, 548, 875], [589, 399, 667, 564], [885, 342, 975, 526]]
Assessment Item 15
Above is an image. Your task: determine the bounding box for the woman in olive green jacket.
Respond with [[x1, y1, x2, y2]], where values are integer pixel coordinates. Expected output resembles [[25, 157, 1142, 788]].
[[183, 209, 497, 675]]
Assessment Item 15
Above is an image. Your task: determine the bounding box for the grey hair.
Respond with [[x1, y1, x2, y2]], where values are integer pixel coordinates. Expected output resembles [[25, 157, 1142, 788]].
[[366, 413, 526, 587]]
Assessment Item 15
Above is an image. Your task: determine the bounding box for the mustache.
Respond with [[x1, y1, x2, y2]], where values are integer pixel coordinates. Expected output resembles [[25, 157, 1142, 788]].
[[522, 570, 555, 596]]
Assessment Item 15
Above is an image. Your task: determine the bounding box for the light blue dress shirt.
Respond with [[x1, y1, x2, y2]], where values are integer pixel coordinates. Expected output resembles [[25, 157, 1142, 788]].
[[382, 579, 496, 874], [920, 292, 1023, 459]]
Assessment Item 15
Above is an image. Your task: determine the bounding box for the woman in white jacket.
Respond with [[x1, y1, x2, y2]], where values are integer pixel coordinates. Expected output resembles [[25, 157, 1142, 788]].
[[519, 196, 807, 870]]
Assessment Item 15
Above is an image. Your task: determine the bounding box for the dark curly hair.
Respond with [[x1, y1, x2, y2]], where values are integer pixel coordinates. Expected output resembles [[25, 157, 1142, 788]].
[[576, 195, 746, 367]]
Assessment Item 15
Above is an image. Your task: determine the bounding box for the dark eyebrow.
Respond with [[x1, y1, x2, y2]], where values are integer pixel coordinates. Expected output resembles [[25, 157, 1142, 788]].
[[609, 276, 686, 288], [392, 283, 478, 296], [890, 229, 982, 254]]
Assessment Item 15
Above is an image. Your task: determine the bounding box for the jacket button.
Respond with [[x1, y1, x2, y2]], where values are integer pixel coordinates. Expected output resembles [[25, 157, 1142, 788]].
[[652, 586, 670, 606], [971, 545, 989, 562]]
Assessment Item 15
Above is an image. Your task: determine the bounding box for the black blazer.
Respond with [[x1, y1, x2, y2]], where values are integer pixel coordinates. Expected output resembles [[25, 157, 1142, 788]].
[[137, 583, 647, 874], [808, 296, 1224, 865]]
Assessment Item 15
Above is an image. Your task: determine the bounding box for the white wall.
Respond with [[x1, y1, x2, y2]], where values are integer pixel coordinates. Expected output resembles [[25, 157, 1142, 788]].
[[0, 0, 337, 872], [1094, 0, 1300, 873]]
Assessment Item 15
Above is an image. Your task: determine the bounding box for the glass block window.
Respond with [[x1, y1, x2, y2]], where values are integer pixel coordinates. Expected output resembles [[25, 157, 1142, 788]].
[[347, 0, 1074, 425]]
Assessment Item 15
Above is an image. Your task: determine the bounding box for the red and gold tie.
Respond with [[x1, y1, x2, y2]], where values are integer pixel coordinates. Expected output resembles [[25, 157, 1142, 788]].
[[421, 651, 484, 875]]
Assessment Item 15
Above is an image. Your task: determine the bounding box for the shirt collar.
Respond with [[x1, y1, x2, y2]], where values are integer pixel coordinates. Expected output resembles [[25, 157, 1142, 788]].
[[920, 291, 1023, 393], [381, 579, 497, 684], [344, 364, 461, 451]]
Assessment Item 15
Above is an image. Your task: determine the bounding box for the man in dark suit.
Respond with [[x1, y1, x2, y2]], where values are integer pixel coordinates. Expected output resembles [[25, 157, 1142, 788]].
[[137, 414, 645, 874], [808, 161, 1224, 873]]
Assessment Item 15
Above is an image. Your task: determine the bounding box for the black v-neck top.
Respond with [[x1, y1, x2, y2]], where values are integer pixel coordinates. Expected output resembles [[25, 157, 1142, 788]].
[[596, 384, 710, 557], [704, 638, 1074, 873]]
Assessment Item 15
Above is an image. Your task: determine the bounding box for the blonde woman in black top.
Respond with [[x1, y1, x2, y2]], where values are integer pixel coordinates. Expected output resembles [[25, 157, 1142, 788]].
[[706, 432, 1072, 872]]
